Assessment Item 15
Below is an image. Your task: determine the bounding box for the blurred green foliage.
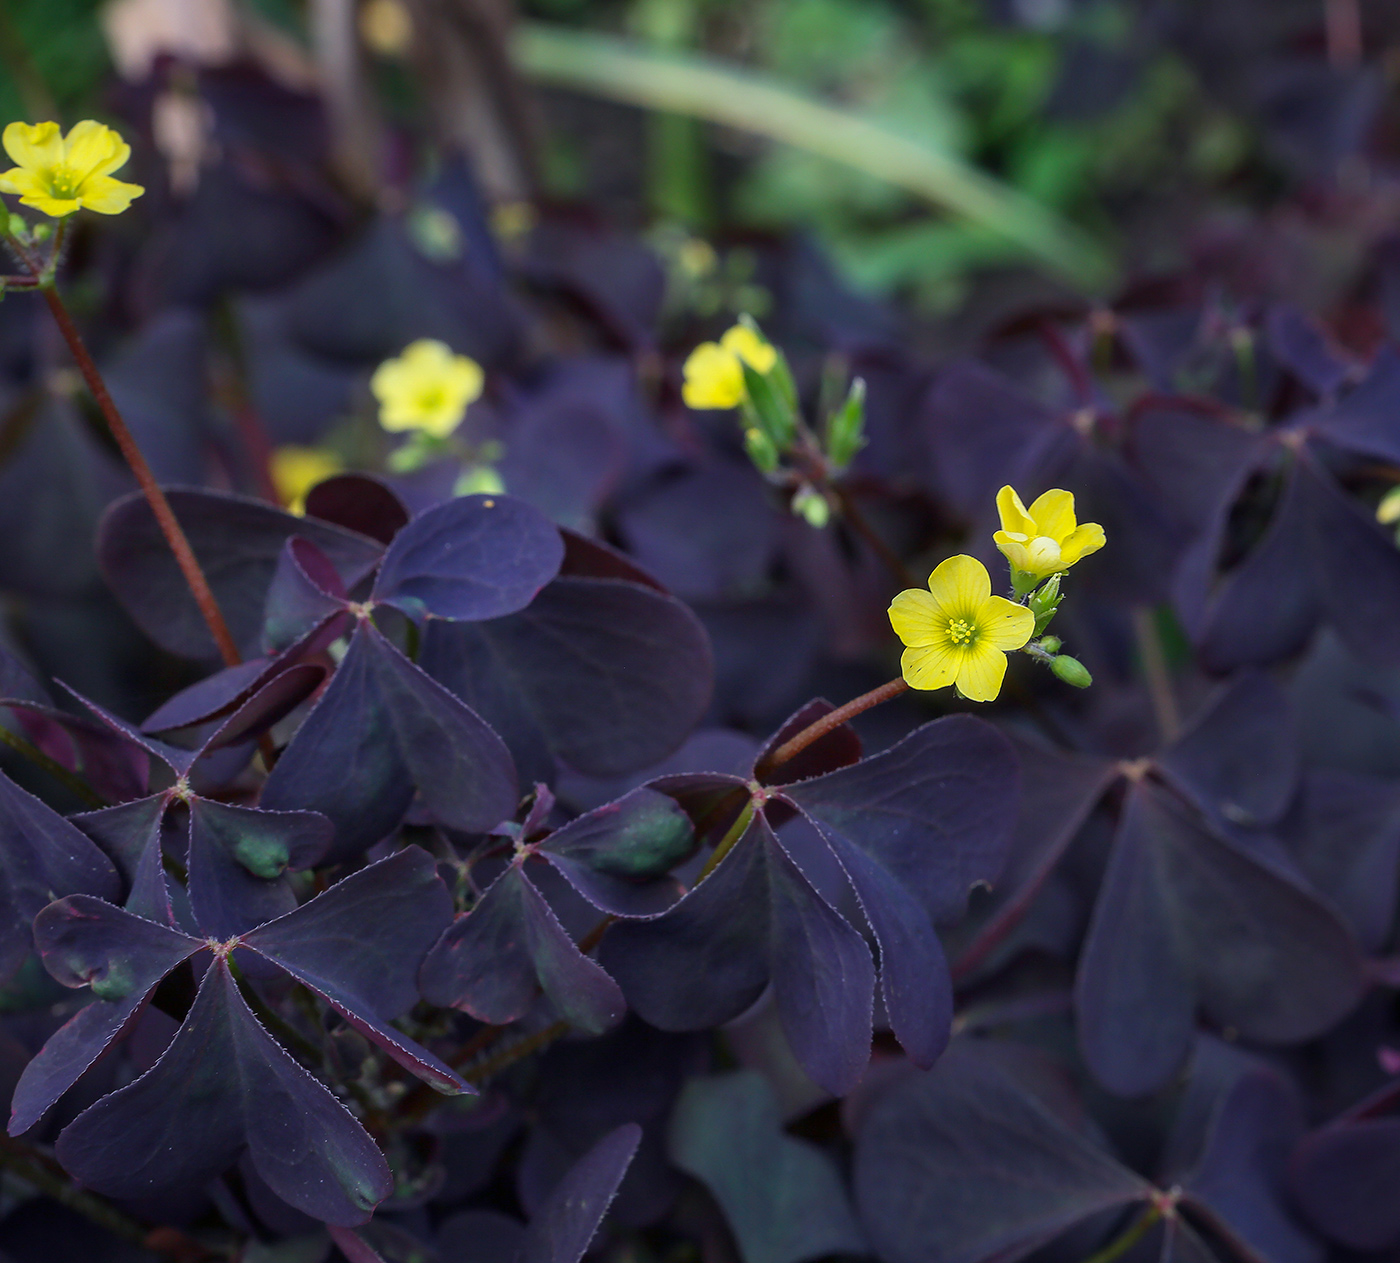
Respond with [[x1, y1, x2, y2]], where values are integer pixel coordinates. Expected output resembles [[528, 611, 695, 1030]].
[[530, 0, 1260, 310], [0, 0, 111, 125]]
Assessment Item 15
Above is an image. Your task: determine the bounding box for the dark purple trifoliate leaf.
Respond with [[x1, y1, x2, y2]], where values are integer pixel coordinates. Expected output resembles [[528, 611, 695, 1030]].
[[0, 771, 121, 984], [922, 361, 1063, 520], [58, 683, 204, 778], [1173, 454, 1320, 674], [421, 574, 713, 780], [1157, 673, 1298, 828], [241, 848, 466, 1093], [196, 663, 327, 754], [950, 738, 1119, 980], [261, 621, 518, 859], [97, 488, 384, 659], [853, 1039, 1152, 1263], [139, 658, 275, 734], [10, 898, 202, 1135], [1290, 1081, 1400, 1251], [1296, 448, 1400, 668], [669, 1071, 865, 1263], [5, 702, 149, 804], [71, 795, 171, 903], [1265, 304, 1352, 397], [419, 861, 625, 1035], [518, 1122, 641, 1263], [557, 527, 669, 591], [1281, 768, 1400, 951], [1076, 779, 1366, 1096], [186, 799, 331, 938], [1308, 345, 1400, 463], [603, 814, 874, 1095], [371, 494, 564, 623], [778, 716, 1017, 1065], [1173, 1061, 1322, 1263], [537, 787, 693, 916], [262, 536, 351, 655], [781, 716, 1018, 924], [54, 959, 393, 1225], [303, 474, 410, 545]]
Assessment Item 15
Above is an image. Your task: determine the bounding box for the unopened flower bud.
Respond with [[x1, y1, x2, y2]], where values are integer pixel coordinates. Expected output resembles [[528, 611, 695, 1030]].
[[1051, 655, 1093, 689], [793, 485, 831, 529]]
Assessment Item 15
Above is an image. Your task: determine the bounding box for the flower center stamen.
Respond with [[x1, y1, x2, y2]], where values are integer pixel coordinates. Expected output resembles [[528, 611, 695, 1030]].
[[948, 617, 975, 645]]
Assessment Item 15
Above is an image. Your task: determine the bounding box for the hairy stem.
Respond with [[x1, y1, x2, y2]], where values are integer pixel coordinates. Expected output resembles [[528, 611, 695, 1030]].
[[18, 256, 243, 669], [758, 677, 910, 776]]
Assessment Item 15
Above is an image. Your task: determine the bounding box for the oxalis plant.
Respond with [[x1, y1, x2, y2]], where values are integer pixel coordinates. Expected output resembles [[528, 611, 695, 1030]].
[[0, 112, 1399, 1263]]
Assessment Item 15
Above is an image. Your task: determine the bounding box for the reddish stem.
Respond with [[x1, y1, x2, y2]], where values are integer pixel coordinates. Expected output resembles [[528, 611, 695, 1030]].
[[758, 676, 910, 776], [38, 285, 243, 668]]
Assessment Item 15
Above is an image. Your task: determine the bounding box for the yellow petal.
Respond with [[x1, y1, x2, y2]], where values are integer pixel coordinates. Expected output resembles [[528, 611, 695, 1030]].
[[901, 643, 959, 691], [720, 325, 777, 374], [1019, 536, 1063, 577], [75, 174, 143, 214], [926, 554, 990, 615], [0, 167, 40, 196], [955, 641, 1009, 702], [19, 188, 81, 216], [993, 533, 1032, 573], [63, 120, 130, 182], [978, 596, 1035, 650], [2, 121, 62, 174], [995, 485, 1036, 537], [888, 588, 947, 648], [1059, 522, 1106, 566], [1026, 488, 1077, 542], [682, 342, 744, 409]]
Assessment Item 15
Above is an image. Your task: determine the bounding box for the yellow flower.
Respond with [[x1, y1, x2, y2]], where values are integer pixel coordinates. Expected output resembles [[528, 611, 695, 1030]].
[[889, 555, 1034, 702], [371, 339, 484, 438], [0, 121, 144, 217], [681, 324, 778, 410], [270, 446, 344, 516], [994, 485, 1105, 584], [1378, 486, 1400, 525]]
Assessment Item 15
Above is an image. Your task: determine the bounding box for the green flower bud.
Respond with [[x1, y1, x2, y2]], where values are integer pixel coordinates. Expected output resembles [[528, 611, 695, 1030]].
[[825, 377, 867, 469], [793, 485, 831, 530], [1037, 635, 1062, 653], [1028, 573, 1063, 634], [743, 426, 781, 473], [1051, 655, 1093, 689], [741, 360, 797, 449]]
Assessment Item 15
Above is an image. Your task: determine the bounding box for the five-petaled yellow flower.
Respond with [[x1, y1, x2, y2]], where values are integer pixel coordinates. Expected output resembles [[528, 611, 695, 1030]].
[[994, 485, 1105, 584], [270, 446, 344, 516], [889, 555, 1035, 702], [371, 339, 484, 438], [0, 121, 144, 217], [681, 325, 777, 410]]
